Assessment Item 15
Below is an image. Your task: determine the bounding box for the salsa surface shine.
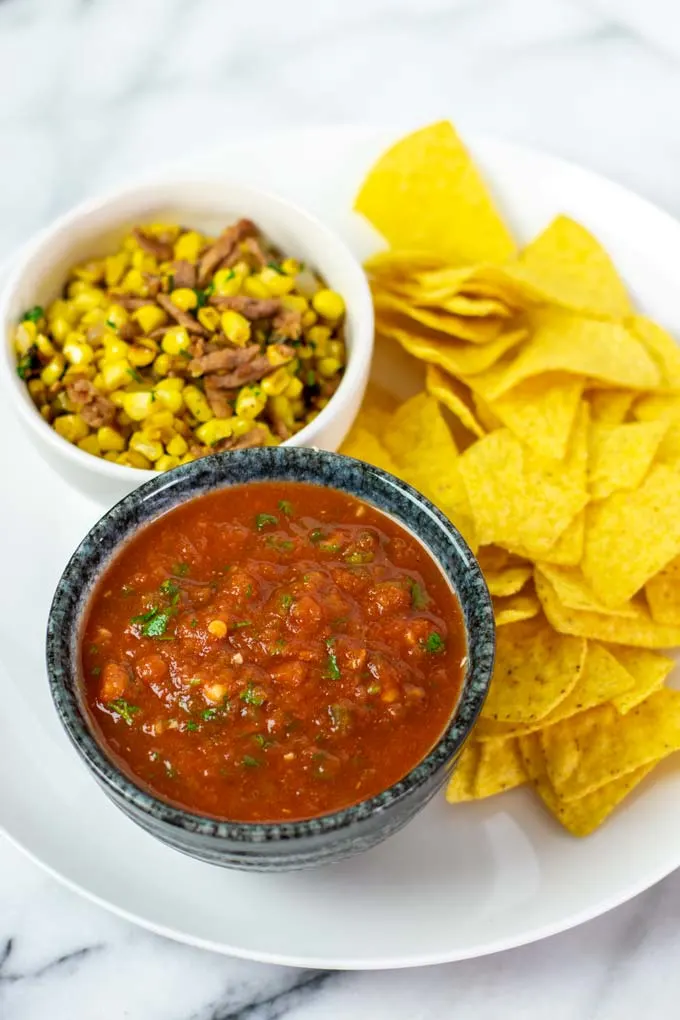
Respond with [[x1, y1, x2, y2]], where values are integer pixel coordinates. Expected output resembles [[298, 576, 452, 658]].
[[81, 481, 466, 822]]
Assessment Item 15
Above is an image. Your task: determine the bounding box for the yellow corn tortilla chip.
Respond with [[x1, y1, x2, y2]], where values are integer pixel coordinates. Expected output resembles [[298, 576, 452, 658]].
[[374, 292, 505, 344], [505, 215, 632, 319], [539, 688, 680, 801], [376, 315, 526, 375], [536, 569, 680, 648], [445, 743, 480, 803], [475, 641, 636, 741], [481, 616, 586, 723], [476, 545, 514, 574], [459, 405, 588, 556], [527, 512, 585, 568], [355, 121, 517, 263], [439, 293, 513, 319], [485, 564, 533, 597], [493, 592, 540, 626], [363, 249, 452, 279], [645, 555, 680, 626], [519, 732, 654, 837], [480, 309, 660, 398], [425, 365, 486, 439], [535, 564, 639, 619], [588, 419, 667, 501], [629, 315, 680, 389], [656, 422, 680, 469], [582, 464, 680, 607], [473, 738, 527, 798], [485, 373, 584, 461], [340, 428, 401, 476], [609, 645, 675, 713], [589, 390, 636, 425], [472, 393, 503, 432]]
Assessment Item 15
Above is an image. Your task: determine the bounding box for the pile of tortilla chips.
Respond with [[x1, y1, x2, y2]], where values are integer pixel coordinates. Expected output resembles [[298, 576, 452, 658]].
[[343, 120, 680, 836]]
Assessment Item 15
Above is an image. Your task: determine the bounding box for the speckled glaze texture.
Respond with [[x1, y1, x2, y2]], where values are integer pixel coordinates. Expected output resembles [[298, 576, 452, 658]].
[[47, 448, 495, 872]]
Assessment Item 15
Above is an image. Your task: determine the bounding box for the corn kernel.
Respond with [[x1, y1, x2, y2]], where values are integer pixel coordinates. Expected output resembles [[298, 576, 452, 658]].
[[242, 274, 270, 299], [101, 337, 131, 361], [127, 345, 155, 367], [101, 360, 132, 391], [281, 294, 308, 314], [212, 267, 242, 297], [301, 310, 317, 329], [97, 426, 126, 452], [235, 384, 266, 419], [184, 385, 214, 423], [170, 288, 198, 312], [105, 252, 129, 288], [285, 376, 304, 399], [306, 326, 331, 355], [167, 434, 188, 457], [119, 268, 146, 295], [72, 260, 104, 284], [131, 250, 158, 273], [207, 619, 227, 638], [27, 378, 46, 401], [50, 317, 72, 343], [105, 303, 129, 329], [281, 258, 299, 276], [14, 321, 37, 354], [77, 434, 101, 457], [291, 398, 304, 417], [103, 451, 119, 463], [129, 431, 164, 462], [179, 453, 195, 465], [133, 304, 167, 334], [79, 308, 106, 329], [63, 340, 94, 366], [328, 339, 345, 363], [117, 450, 152, 470], [122, 391, 155, 421], [40, 404, 52, 422], [269, 395, 294, 427], [230, 416, 253, 438], [48, 299, 78, 325], [161, 327, 191, 356], [72, 288, 106, 314], [174, 231, 203, 262], [317, 357, 341, 378], [220, 310, 251, 347], [155, 454, 181, 472], [41, 355, 65, 387], [261, 367, 291, 396], [266, 344, 294, 368], [312, 289, 345, 320], [296, 343, 314, 361], [260, 267, 294, 297], [54, 413, 89, 443], [153, 353, 172, 377], [195, 418, 233, 445], [197, 306, 220, 331]]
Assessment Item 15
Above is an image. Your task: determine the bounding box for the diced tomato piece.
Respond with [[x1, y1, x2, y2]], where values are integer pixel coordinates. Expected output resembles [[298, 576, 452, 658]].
[[99, 661, 129, 702], [135, 654, 168, 685]]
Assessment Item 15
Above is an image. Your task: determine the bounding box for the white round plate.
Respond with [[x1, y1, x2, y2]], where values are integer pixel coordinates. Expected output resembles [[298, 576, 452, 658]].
[[2, 126, 680, 969]]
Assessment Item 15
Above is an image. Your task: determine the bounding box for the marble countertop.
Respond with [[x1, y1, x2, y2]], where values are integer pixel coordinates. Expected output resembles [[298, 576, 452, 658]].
[[3, 0, 680, 1016]]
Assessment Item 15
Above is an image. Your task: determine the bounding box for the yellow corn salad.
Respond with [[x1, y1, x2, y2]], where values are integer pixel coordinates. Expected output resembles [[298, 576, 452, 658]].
[[14, 219, 347, 470]]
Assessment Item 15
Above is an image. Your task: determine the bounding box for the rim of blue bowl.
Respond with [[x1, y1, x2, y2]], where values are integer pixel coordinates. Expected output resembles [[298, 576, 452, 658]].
[[46, 447, 495, 844]]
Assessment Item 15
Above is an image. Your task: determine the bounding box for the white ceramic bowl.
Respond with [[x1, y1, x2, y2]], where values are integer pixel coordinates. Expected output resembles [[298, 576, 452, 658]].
[[0, 180, 374, 502]]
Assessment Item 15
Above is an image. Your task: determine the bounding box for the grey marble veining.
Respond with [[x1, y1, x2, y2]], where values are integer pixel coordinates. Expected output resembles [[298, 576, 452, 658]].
[[3, 0, 680, 1016]]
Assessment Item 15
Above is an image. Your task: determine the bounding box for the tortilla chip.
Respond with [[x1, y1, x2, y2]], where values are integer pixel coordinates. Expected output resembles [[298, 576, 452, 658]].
[[376, 315, 526, 376], [354, 121, 517, 263], [528, 512, 585, 567], [425, 365, 486, 439], [472, 393, 504, 432], [485, 373, 584, 461], [485, 564, 533, 597], [629, 315, 680, 389], [481, 616, 586, 723], [645, 555, 680, 626], [609, 645, 675, 713], [374, 292, 506, 344], [634, 392, 680, 425], [535, 564, 639, 618], [445, 742, 480, 803], [493, 592, 540, 626], [505, 215, 632, 318], [340, 428, 401, 476], [588, 419, 667, 501], [458, 405, 588, 556], [519, 732, 654, 837], [476, 545, 513, 574], [439, 293, 513, 319], [475, 640, 636, 741], [590, 390, 636, 425], [539, 689, 680, 801], [481, 309, 660, 398], [581, 464, 680, 607], [536, 568, 680, 648], [474, 738, 527, 798]]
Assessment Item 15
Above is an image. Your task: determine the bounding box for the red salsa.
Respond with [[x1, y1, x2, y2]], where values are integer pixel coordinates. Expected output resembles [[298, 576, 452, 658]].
[[81, 482, 466, 822]]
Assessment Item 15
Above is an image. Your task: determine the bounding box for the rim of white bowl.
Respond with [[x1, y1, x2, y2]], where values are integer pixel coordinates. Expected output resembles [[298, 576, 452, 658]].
[[0, 179, 374, 483]]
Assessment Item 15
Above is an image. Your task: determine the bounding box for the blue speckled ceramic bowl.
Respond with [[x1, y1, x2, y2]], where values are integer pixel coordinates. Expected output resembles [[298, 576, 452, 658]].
[[47, 448, 495, 872]]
